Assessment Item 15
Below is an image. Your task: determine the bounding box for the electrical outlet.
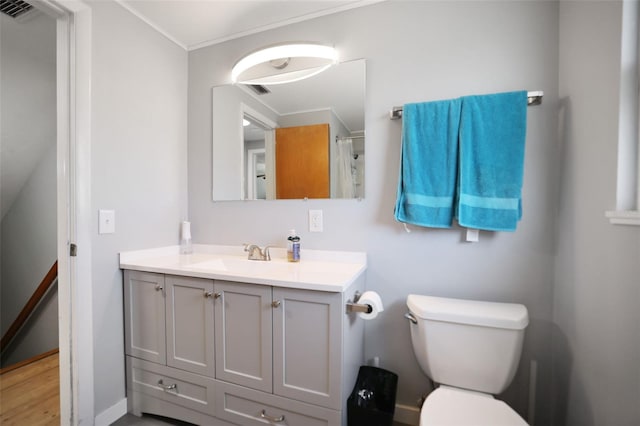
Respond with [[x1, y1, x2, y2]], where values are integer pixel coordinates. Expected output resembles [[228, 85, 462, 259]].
[[309, 209, 323, 232]]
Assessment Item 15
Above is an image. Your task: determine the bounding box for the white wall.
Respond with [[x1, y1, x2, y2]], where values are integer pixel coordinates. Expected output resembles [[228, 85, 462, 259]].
[[1, 145, 58, 366], [0, 12, 57, 219], [189, 2, 559, 423], [90, 1, 188, 415], [0, 11, 58, 367], [212, 85, 279, 200], [554, 2, 640, 425], [82, 1, 640, 423]]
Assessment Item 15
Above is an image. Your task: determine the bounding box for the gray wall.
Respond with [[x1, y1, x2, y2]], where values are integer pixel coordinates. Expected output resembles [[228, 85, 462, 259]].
[[0, 12, 57, 219], [0, 11, 58, 367], [1, 145, 58, 366], [189, 2, 559, 423], [554, 2, 640, 425], [212, 84, 279, 200], [90, 1, 188, 414], [81, 1, 640, 424]]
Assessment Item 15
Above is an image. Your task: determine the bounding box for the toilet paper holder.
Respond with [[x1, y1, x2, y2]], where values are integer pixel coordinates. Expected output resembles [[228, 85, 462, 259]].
[[346, 291, 373, 314]]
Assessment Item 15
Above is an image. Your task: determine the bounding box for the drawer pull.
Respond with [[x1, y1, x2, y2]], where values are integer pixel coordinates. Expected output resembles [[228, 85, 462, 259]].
[[157, 379, 177, 391], [260, 409, 285, 423]]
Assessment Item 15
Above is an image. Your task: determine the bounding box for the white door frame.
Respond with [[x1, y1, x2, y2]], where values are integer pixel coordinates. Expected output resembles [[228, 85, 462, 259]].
[[240, 104, 276, 200], [35, 0, 94, 424], [246, 148, 266, 200]]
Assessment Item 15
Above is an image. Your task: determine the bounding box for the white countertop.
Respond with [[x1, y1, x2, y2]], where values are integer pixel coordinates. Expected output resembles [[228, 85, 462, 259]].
[[119, 244, 367, 292]]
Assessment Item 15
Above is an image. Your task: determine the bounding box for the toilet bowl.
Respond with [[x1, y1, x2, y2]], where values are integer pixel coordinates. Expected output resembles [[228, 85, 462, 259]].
[[405, 295, 529, 426]]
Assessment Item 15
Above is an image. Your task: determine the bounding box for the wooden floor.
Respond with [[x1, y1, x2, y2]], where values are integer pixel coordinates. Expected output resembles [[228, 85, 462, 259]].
[[0, 349, 60, 426]]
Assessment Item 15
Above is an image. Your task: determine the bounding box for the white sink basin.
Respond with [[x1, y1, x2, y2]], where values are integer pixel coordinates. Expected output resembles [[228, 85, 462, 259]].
[[188, 258, 228, 271], [119, 245, 367, 292], [189, 257, 297, 275], [188, 256, 361, 285]]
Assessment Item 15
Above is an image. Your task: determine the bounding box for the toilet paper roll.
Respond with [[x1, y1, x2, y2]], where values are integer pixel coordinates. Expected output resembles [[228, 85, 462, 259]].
[[358, 291, 384, 320], [181, 221, 192, 240]]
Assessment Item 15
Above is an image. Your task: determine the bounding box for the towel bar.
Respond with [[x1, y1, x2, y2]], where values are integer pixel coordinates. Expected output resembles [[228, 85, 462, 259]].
[[389, 90, 544, 120]]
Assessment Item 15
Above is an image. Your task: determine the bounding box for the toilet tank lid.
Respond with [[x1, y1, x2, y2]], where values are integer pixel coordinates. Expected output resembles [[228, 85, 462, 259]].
[[407, 295, 529, 330]]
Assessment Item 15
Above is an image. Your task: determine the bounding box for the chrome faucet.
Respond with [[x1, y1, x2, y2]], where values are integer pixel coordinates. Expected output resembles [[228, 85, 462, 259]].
[[244, 244, 271, 261]]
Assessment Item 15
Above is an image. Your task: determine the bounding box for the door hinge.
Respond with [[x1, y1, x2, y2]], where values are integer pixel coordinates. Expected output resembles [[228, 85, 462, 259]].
[[70, 243, 77, 257]]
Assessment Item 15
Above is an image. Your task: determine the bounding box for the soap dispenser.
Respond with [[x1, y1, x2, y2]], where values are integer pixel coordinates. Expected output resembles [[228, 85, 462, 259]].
[[287, 229, 300, 262], [180, 221, 193, 254]]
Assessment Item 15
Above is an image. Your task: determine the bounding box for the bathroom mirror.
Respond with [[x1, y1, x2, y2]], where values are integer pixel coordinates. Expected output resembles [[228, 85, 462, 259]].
[[212, 59, 365, 201]]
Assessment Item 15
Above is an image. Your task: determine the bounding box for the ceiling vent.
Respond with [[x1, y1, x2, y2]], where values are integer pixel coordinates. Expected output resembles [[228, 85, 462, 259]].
[[247, 84, 271, 96], [0, 0, 33, 18]]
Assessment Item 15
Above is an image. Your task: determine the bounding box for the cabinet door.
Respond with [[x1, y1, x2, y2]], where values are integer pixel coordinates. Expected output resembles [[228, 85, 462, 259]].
[[124, 270, 166, 364], [214, 281, 272, 393], [273, 288, 342, 409], [165, 276, 215, 376]]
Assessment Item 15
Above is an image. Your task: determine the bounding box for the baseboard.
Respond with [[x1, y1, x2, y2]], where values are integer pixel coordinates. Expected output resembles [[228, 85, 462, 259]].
[[394, 403, 420, 425], [94, 397, 127, 426]]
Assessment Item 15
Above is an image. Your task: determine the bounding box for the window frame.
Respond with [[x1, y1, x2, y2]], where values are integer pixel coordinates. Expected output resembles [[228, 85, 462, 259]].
[[606, 0, 640, 226]]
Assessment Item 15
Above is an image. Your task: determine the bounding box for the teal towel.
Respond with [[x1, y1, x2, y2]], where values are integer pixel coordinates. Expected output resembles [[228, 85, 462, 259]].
[[394, 99, 462, 228], [457, 91, 528, 231]]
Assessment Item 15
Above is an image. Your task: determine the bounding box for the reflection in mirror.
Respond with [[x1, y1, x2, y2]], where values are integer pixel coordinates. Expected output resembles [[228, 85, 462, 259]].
[[243, 113, 273, 200], [212, 59, 365, 201]]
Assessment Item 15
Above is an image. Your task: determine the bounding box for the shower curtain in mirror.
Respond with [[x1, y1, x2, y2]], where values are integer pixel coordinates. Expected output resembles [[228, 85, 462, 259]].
[[336, 138, 356, 198]]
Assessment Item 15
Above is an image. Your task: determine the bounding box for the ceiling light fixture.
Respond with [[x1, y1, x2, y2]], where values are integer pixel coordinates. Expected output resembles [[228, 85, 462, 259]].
[[231, 43, 338, 85]]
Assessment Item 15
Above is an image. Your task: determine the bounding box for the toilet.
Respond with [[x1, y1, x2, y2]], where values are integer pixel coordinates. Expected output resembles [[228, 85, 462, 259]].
[[406, 294, 529, 426]]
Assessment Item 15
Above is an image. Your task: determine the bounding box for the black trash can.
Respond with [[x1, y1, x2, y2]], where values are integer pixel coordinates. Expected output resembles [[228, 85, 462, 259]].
[[347, 366, 398, 426]]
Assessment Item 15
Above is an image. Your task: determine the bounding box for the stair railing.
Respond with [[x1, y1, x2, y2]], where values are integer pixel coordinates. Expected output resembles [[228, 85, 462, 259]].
[[0, 261, 58, 353]]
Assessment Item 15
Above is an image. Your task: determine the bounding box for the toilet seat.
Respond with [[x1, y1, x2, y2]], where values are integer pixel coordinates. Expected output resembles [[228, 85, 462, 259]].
[[420, 386, 528, 426]]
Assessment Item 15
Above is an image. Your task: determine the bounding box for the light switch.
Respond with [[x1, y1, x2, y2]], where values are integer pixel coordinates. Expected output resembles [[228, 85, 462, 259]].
[[99, 209, 115, 234]]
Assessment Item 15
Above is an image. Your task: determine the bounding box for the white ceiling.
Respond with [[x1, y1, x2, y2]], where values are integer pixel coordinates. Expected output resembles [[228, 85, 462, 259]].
[[116, 0, 380, 51]]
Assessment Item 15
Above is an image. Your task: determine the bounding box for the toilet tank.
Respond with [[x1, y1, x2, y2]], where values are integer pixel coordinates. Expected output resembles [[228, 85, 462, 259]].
[[407, 295, 528, 395]]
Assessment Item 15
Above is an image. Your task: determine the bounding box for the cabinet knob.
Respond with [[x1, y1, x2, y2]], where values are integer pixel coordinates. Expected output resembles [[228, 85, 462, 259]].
[[204, 291, 213, 298], [155, 285, 163, 291], [214, 292, 222, 299], [271, 300, 281, 308], [260, 410, 285, 423]]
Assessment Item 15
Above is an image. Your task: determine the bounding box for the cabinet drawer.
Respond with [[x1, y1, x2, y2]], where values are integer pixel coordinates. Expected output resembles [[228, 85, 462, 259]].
[[127, 357, 215, 416], [215, 380, 340, 426]]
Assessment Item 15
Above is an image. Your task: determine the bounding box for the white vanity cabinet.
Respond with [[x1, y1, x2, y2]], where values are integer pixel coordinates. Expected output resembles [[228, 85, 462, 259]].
[[121, 246, 367, 426]]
